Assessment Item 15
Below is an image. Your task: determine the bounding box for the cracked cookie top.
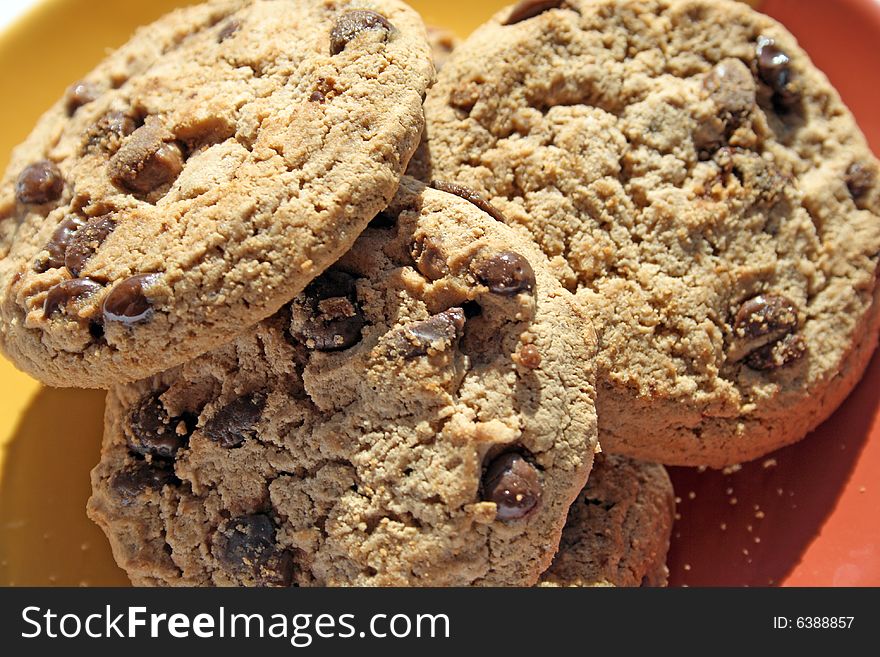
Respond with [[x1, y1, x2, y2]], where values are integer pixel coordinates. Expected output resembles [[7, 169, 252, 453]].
[[422, 0, 880, 466], [0, 0, 433, 388], [88, 178, 599, 586]]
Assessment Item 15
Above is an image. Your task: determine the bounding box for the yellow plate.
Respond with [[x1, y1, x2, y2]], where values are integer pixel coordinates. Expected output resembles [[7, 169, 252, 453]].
[[0, 0, 762, 586]]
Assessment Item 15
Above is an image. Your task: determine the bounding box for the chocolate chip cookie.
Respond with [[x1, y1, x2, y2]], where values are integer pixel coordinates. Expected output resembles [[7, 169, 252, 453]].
[[539, 454, 674, 587], [422, 0, 880, 466], [88, 177, 599, 586], [0, 0, 433, 388], [426, 25, 459, 72]]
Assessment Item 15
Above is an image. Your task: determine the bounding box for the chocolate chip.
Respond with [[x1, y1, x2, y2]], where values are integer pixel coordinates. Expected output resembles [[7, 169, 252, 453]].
[[218, 19, 240, 42], [203, 394, 265, 449], [102, 273, 160, 326], [482, 452, 541, 521], [214, 514, 293, 585], [290, 271, 365, 351], [34, 215, 85, 272], [705, 59, 756, 120], [64, 215, 116, 277], [16, 161, 64, 205], [127, 391, 190, 460], [329, 10, 393, 56], [503, 0, 565, 25], [472, 251, 536, 296], [412, 236, 449, 281], [734, 294, 798, 341], [430, 180, 508, 223], [111, 462, 176, 504], [755, 37, 799, 110], [745, 332, 806, 370], [108, 118, 184, 194], [66, 80, 99, 114], [516, 344, 542, 369], [309, 90, 326, 103], [845, 162, 875, 202], [42, 278, 102, 318], [730, 293, 803, 367], [695, 58, 756, 158], [216, 514, 273, 566], [391, 308, 466, 359], [85, 111, 138, 153]]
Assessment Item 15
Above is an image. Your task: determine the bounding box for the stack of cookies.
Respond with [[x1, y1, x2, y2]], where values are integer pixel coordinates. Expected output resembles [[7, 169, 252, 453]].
[[0, 0, 876, 587]]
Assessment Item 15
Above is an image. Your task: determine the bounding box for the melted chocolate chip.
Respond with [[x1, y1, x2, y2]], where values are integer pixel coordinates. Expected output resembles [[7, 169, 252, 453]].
[[290, 271, 365, 351], [203, 394, 265, 449], [214, 514, 293, 585], [65, 215, 116, 277], [392, 308, 466, 359], [329, 10, 393, 56], [309, 90, 326, 103], [430, 180, 507, 223], [66, 80, 99, 114], [730, 294, 803, 368], [845, 162, 875, 201], [16, 161, 64, 205], [102, 274, 160, 326], [42, 278, 102, 318], [108, 119, 184, 194], [35, 215, 85, 272], [111, 462, 176, 504], [127, 391, 190, 460], [503, 0, 565, 25], [412, 236, 449, 281], [745, 332, 806, 370], [472, 251, 536, 296], [218, 19, 241, 42], [482, 452, 541, 520], [755, 37, 799, 110]]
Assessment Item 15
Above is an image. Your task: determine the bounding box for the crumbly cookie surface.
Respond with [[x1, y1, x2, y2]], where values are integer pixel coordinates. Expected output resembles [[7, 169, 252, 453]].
[[539, 454, 674, 587], [88, 178, 598, 586], [0, 0, 433, 388], [422, 0, 880, 466]]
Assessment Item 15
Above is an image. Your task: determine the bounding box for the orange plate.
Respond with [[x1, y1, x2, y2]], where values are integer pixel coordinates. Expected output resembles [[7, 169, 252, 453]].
[[0, 0, 878, 587]]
